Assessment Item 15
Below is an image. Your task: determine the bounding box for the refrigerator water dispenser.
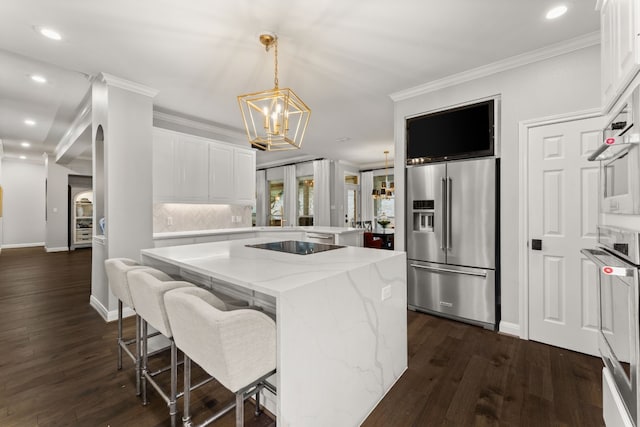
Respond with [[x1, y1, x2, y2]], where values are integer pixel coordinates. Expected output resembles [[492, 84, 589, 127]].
[[412, 200, 434, 232]]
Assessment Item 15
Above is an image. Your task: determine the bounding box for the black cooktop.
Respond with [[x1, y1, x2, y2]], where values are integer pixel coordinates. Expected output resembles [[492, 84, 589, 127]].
[[246, 240, 344, 255]]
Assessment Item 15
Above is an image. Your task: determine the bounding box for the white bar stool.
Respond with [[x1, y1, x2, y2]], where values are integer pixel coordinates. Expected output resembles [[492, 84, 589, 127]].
[[104, 258, 148, 395], [164, 287, 277, 427], [128, 268, 194, 427]]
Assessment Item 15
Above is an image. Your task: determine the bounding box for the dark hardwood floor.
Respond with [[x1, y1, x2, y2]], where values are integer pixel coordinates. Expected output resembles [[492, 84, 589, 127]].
[[0, 247, 604, 426]]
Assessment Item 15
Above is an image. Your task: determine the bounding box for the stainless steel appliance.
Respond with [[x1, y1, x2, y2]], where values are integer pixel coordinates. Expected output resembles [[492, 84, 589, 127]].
[[406, 157, 499, 329], [582, 226, 640, 426], [589, 91, 640, 214]]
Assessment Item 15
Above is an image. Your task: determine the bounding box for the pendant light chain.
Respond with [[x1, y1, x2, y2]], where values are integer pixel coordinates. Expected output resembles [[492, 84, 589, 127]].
[[273, 39, 279, 89]]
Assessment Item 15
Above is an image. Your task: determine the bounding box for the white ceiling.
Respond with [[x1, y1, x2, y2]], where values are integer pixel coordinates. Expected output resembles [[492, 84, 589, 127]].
[[0, 1, 599, 168]]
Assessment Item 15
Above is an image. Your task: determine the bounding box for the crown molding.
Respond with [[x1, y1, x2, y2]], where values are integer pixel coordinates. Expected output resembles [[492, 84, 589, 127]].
[[390, 31, 600, 102], [99, 72, 159, 97], [256, 154, 319, 169], [153, 110, 246, 142]]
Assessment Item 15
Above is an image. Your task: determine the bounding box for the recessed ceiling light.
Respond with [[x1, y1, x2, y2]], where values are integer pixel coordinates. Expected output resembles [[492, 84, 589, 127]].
[[19, 155, 27, 160], [546, 5, 568, 20], [24, 119, 36, 126], [21, 141, 31, 148], [30, 74, 47, 84], [39, 27, 62, 41]]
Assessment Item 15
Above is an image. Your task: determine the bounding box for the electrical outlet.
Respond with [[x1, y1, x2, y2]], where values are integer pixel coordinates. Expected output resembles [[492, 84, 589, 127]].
[[167, 216, 173, 226], [381, 285, 391, 301]]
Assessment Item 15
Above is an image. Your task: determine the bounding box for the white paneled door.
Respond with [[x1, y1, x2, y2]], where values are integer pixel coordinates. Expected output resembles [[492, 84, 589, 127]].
[[528, 116, 601, 356]]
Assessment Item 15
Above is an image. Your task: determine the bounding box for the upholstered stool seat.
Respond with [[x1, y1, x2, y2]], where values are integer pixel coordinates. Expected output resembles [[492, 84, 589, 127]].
[[165, 287, 277, 426]]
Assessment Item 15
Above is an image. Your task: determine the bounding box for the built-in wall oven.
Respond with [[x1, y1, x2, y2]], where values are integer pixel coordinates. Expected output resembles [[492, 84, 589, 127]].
[[582, 226, 640, 426], [591, 91, 640, 214]]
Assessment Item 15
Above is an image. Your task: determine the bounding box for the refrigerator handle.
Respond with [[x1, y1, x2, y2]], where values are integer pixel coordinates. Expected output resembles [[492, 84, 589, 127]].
[[441, 177, 447, 250], [447, 176, 452, 250], [409, 263, 488, 278]]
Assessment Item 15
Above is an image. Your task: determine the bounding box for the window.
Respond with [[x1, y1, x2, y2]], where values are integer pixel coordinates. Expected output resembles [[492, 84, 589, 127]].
[[297, 176, 314, 226], [269, 180, 283, 226]]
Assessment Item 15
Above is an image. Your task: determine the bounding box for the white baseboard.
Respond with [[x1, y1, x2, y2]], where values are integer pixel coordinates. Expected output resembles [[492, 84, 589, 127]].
[[2, 242, 45, 249], [89, 295, 135, 322], [499, 321, 521, 337], [89, 295, 109, 321], [45, 246, 69, 253]]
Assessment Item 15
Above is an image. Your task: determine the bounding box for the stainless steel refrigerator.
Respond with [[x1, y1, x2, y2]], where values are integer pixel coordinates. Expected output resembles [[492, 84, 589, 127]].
[[406, 157, 499, 329]]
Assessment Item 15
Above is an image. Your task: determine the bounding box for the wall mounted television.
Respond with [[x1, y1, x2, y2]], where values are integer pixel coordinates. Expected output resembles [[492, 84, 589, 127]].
[[406, 99, 495, 164]]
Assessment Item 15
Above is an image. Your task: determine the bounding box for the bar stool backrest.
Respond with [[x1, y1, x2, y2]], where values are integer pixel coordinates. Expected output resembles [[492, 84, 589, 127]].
[[127, 268, 192, 338], [165, 288, 276, 393], [104, 258, 146, 308]]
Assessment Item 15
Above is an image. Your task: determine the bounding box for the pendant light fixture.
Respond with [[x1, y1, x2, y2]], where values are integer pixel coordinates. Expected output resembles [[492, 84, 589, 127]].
[[372, 150, 394, 199], [238, 33, 311, 151]]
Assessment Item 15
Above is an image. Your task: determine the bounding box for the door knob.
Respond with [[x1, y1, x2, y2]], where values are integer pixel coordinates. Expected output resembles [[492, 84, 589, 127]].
[[531, 239, 542, 250]]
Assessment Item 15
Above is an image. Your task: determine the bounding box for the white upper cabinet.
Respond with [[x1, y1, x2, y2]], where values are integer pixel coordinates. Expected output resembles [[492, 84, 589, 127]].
[[233, 148, 256, 205], [153, 128, 256, 205], [601, 0, 640, 112], [208, 144, 234, 202]]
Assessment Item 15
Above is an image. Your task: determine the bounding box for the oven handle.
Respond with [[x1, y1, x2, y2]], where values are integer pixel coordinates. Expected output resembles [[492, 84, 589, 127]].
[[581, 248, 636, 277], [409, 263, 487, 278]]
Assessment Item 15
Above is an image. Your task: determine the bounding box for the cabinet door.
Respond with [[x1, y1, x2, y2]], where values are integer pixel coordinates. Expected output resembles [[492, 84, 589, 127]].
[[209, 144, 234, 202], [175, 136, 209, 202], [601, 0, 640, 111], [615, 0, 636, 84], [153, 129, 176, 202], [234, 148, 256, 205], [602, 0, 616, 108]]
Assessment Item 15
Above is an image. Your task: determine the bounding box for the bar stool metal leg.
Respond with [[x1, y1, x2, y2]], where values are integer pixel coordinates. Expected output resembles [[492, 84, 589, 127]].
[[255, 389, 261, 417], [135, 314, 141, 396], [169, 340, 178, 427], [182, 355, 192, 427], [142, 319, 149, 406], [235, 392, 244, 427], [117, 300, 124, 370]]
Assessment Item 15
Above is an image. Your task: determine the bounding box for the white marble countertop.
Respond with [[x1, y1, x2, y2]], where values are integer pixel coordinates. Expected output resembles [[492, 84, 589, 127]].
[[141, 236, 400, 297], [153, 225, 363, 240]]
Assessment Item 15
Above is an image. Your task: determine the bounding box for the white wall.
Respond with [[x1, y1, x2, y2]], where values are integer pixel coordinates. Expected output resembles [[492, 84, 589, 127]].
[[1, 159, 46, 247], [393, 45, 601, 328]]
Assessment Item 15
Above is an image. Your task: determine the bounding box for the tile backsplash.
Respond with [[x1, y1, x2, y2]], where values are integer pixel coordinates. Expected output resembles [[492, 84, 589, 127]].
[[154, 203, 252, 232]]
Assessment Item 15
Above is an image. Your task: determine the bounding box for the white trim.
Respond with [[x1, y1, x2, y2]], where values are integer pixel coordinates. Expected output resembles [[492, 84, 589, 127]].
[[2, 242, 44, 249], [498, 321, 521, 337], [99, 72, 159, 98], [89, 295, 109, 321], [45, 246, 69, 253], [256, 154, 319, 169], [153, 110, 246, 142], [89, 296, 135, 322], [390, 32, 600, 101], [518, 108, 603, 340]]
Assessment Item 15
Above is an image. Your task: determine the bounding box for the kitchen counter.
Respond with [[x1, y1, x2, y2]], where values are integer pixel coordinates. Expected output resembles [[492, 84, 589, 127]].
[[141, 237, 407, 426], [153, 226, 364, 248], [153, 225, 362, 240]]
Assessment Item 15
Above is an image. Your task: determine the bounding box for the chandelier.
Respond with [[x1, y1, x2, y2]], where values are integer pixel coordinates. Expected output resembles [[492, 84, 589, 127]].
[[372, 150, 394, 199], [238, 33, 311, 151]]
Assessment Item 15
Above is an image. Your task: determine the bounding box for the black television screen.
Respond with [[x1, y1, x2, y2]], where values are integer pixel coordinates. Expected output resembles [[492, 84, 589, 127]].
[[406, 100, 494, 163]]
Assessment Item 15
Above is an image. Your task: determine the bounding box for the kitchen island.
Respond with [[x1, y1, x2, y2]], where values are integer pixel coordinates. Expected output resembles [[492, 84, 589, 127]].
[[141, 237, 407, 426]]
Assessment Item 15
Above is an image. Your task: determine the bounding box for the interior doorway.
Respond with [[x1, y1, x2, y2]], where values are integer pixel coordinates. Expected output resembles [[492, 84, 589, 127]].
[[521, 112, 603, 356]]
